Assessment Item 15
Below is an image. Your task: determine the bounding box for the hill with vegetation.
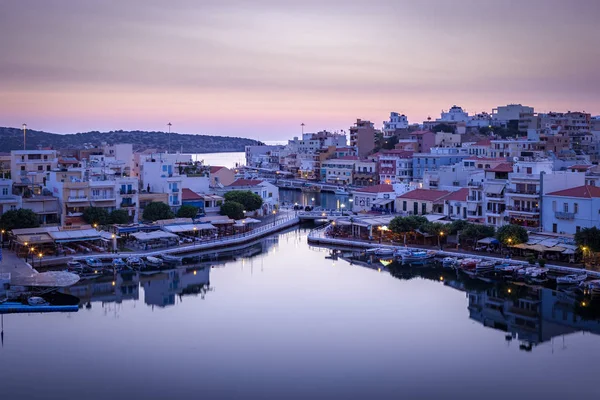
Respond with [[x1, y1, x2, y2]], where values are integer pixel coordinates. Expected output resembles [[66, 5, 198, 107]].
[[0, 127, 263, 153]]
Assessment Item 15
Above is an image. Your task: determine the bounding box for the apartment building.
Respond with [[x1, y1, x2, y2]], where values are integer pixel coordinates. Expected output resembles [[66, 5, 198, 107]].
[[383, 112, 409, 137], [542, 186, 600, 234], [377, 150, 413, 184], [10, 150, 58, 192], [349, 119, 376, 158], [321, 158, 356, 185]]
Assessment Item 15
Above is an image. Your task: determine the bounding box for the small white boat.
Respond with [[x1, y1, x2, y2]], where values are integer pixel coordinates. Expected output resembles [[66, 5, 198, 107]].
[[145, 256, 163, 268], [397, 249, 435, 262], [368, 247, 395, 257], [126, 257, 143, 269], [556, 273, 587, 285], [28, 297, 48, 306], [67, 261, 82, 269], [160, 254, 183, 264], [495, 264, 523, 274], [334, 188, 349, 196], [460, 258, 482, 269], [85, 258, 103, 268], [442, 257, 457, 268], [475, 261, 496, 275], [518, 267, 549, 283], [580, 280, 600, 296], [112, 258, 127, 269]]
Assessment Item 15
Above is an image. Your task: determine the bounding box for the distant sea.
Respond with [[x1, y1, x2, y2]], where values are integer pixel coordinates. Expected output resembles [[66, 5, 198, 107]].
[[188, 140, 287, 168]]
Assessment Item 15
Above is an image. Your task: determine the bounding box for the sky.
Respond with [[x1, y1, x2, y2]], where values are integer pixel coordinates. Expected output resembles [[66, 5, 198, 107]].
[[1, 0, 599, 140]]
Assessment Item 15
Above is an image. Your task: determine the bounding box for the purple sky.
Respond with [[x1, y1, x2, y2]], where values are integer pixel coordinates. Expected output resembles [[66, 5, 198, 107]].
[[1, 0, 598, 140]]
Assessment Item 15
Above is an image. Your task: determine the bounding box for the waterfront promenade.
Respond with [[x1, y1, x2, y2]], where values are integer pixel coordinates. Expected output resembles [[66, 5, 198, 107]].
[[307, 223, 600, 279]]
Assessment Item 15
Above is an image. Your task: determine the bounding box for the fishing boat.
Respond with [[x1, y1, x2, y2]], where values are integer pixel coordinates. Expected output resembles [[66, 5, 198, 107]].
[[112, 258, 127, 270], [556, 273, 587, 285], [160, 254, 183, 265], [460, 258, 482, 269], [334, 187, 349, 196], [518, 267, 549, 283], [580, 280, 600, 297], [397, 249, 435, 262], [85, 258, 103, 268], [67, 261, 82, 269], [475, 261, 496, 275], [368, 247, 395, 257], [27, 296, 49, 306], [495, 264, 523, 275], [145, 256, 163, 268], [126, 257, 143, 269], [301, 185, 321, 193], [442, 257, 458, 268]]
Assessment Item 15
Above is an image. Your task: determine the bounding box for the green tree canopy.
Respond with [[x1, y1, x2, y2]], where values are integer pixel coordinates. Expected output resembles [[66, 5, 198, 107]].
[[389, 215, 428, 235], [176, 204, 199, 218], [220, 201, 245, 220], [419, 222, 450, 236], [0, 209, 40, 231], [449, 219, 470, 234], [142, 202, 175, 222], [223, 191, 263, 211], [461, 224, 496, 242], [432, 123, 455, 133], [109, 209, 131, 225], [83, 207, 109, 226], [575, 227, 600, 253], [496, 224, 528, 245]]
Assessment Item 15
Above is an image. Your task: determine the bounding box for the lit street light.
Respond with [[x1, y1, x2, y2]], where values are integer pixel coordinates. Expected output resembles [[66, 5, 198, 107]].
[[438, 231, 444, 250]]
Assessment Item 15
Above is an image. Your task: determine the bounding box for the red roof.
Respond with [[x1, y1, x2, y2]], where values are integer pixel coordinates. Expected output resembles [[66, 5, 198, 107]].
[[182, 188, 203, 201], [546, 185, 600, 198], [567, 164, 593, 171], [336, 155, 359, 160], [397, 189, 450, 202], [410, 130, 434, 135], [487, 163, 513, 173], [474, 139, 491, 146], [379, 150, 413, 158], [466, 156, 506, 162], [355, 184, 394, 193], [210, 166, 226, 173], [228, 179, 263, 187], [442, 188, 469, 202]]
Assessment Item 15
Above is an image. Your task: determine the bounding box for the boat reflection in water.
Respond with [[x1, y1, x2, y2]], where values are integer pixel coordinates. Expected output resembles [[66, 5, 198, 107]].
[[62, 271, 140, 308], [142, 266, 211, 308], [342, 253, 600, 352]]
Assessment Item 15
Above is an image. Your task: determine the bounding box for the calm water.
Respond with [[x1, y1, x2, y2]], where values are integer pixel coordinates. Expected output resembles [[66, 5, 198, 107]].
[[190, 151, 245, 168], [2, 228, 600, 400]]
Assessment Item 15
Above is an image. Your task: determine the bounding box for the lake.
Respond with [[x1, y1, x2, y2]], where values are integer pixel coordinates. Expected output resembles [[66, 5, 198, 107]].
[[2, 227, 600, 400]]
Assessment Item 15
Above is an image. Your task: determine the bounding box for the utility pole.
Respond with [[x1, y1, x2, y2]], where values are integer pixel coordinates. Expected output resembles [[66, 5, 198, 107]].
[[167, 122, 172, 153], [22, 123, 27, 150], [301, 123, 305, 135]]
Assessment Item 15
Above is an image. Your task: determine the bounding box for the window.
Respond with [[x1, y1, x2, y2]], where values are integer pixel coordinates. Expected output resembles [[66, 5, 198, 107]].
[[422, 203, 427, 214], [403, 201, 407, 211], [1, 188, 8, 195], [46, 165, 51, 171], [552, 223, 557, 233], [576, 226, 581, 233], [563, 203, 568, 212], [574, 203, 579, 214], [552, 201, 556, 211], [21, 166, 25, 171]]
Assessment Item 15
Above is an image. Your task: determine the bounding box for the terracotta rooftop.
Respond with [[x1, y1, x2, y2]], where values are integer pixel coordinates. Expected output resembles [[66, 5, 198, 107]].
[[442, 188, 469, 202], [336, 155, 359, 160], [466, 156, 506, 162], [397, 189, 450, 202], [355, 184, 395, 193], [474, 139, 492, 146], [546, 185, 600, 199], [209, 166, 226, 173], [487, 163, 514, 173], [567, 164, 593, 170], [228, 179, 263, 187], [182, 188, 203, 201]]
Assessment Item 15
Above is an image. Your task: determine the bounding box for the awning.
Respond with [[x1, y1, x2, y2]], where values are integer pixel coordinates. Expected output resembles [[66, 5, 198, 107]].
[[373, 198, 394, 206], [484, 184, 504, 195], [15, 233, 54, 245], [11, 227, 60, 235], [10, 271, 80, 287], [477, 237, 499, 245], [49, 229, 101, 243], [162, 223, 217, 233], [467, 203, 478, 212], [98, 231, 121, 240], [425, 215, 446, 222], [131, 231, 179, 241]]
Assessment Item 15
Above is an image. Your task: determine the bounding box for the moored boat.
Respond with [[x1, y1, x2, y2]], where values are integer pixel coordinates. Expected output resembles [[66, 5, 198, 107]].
[[160, 254, 183, 265], [112, 258, 127, 270], [126, 257, 143, 269], [475, 261, 496, 275], [301, 185, 321, 193], [145, 256, 163, 268], [397, 249, 435, 262], [334, 187, 349, 195], [85, 258, 103, 268], [556, 273, 587, 285], [442, 257, 458, 268], [368, 247, 395, 257]]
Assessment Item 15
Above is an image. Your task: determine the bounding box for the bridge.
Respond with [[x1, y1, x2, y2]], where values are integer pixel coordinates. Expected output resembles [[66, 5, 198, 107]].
[[296, 210, 350, 220]]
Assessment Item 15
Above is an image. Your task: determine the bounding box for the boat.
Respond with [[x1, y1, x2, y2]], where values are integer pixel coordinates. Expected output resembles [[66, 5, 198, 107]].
[[460, 258, 482, 269], [160, 253, 183, 263], [397, 249, 435, 262], [27, 297, 49, 306], [475, 261, 496, 275], [85, 258, 103, 268], [495, 264, 523, 274], [334, 187, 349, 196], [442, 257, 458, 268], [368, 247, 395, 257], [580, 280, 600, 297], [67, 261, 82, 269], [126, 257, 143, 269], [517, 267, 549, 283], [301, 185, 321, 193], [556, 273, 587, 285], [145, 256, 163, 268], [112, 258, 127, 270]]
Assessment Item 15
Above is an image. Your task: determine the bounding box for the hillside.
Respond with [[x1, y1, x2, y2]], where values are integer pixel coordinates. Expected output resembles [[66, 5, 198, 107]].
[[0, 127, 263, 153]]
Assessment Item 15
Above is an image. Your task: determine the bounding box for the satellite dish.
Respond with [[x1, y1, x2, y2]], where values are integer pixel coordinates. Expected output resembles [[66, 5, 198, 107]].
[[513, 156, 519, 162]]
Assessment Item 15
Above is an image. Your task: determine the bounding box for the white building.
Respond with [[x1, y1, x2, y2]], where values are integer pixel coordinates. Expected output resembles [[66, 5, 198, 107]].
[[223, 179, 279, 213], [383, 112, 409, 137], [139, 156, 183, 209], [542, 186, 600, 234], [437, 105, 470, 123], [245, 145, 284, 168], [0, 178, 21, 214], [10, 150, 58, 190], [352, 184, 396, 213], [492, 104, 534, 123]]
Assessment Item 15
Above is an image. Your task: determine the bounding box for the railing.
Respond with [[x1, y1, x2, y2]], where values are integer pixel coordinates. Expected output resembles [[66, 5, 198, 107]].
[[120, 189, 137, 195], [67, 196, 89, 202], [172, 188, 179, 193], [91, 195, 116, 201], [507, 206, 539, 213], [172, 201, 181, 206], [468, 181, 483, 187], [120, 202, 136, 208], [468, 196, 480, 201], [555, 211, 575, 220], [506, 188, 539, 195]]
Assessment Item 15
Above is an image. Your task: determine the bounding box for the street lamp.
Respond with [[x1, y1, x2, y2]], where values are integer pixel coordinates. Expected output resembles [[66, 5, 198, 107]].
[[272, 210, 277, 226], [438, 231, 444, 250], [0, 229, 4, 248], [341, 203, 346, 216], [38, 252, 43, 268]]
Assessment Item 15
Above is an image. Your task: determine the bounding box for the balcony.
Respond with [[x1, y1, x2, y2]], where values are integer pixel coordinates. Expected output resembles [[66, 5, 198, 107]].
[[120, 202, 136, 208], [555, 211, 575, 220], [507, 206, 540, 214], [120, 189, 137, 195], [67, 196, 89, 202], [468, 196, 481, 202], [91, 195, 116, 202], [505, 188, 539, 196], [172, 200, 181, 206], [468, 181, 483, 187], [171, 188, 179, 193]]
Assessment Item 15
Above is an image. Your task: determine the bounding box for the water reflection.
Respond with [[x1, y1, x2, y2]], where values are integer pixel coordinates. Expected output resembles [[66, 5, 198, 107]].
[[142, 267, 210, 308], [337, 252, 600, 352]]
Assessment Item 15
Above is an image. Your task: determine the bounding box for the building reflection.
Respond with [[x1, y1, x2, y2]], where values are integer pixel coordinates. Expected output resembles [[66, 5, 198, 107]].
[[343, 255, 600, 352], [62, 273, 139, 306], [142, 267, 211, 308]]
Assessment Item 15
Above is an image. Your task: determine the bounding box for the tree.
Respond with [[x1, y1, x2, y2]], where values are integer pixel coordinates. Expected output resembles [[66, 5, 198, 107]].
[[449, 219, 470, 234], [432, 123, 455, 133], [109, 209, 131, 224], [220, 201, 245, 220], [83, 207, 109, 226], [176, 205, 199, 218], [142, 202, 174, 222], [575, 227, 600, 253], [381, 136, 399, 150], [223, 191, 263, 212], [0, 209, 40, 231], [496, 224, 528, 245], [462, 224, 495, 244], [389, 215, 428, 244]]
